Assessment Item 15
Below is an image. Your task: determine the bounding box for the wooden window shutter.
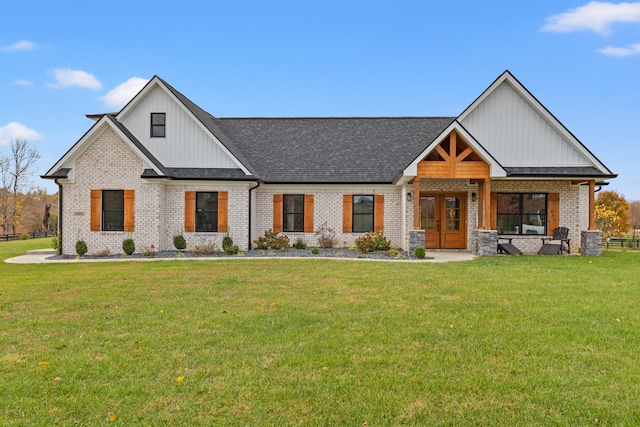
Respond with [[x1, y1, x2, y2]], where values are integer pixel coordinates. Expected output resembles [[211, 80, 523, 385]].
[[217, 191, 228, 232], [90, 190, 101, 231], [304, 194, 314, 233], [547, 193, 560, 233], [490, 192, 497, 230], [343, 195, 353, 233], [124, 190, 135, 232], [273, 194, 283, 232], [374, 194, 384, 233], [184, 191, 195, 232]]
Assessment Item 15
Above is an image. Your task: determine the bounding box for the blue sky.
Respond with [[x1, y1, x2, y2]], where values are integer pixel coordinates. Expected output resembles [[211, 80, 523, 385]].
[[1, 0, 639, 199]]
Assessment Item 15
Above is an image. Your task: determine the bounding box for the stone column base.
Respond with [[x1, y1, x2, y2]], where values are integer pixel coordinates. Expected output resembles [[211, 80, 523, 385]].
[[409, 230, 425, 254], [581, 230, 602, 256], [476, 229, 498, 256]]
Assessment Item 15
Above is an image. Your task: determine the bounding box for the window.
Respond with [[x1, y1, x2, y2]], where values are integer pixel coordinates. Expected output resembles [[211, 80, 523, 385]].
[[283, 194, 304, 232], [497, 193, 547, 235], [273, 194, 314, 233], [102, 190, 124, 231], [195, 192, 218, 232], [352, 195, 374, 233], [91, 189, 134, 232], [184, 191, 228, 233], [151, 113, 165, 137]]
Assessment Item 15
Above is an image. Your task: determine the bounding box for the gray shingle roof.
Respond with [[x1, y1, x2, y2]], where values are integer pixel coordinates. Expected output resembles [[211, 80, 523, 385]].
[[504, 166, 616, 178], [214, 117, 456, 183]]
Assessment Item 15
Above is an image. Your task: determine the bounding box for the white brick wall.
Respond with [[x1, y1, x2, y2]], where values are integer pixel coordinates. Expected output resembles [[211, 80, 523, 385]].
[[60, 128, 591, 256], [252, 185, 403, 249], [61, 128, 161, 255]]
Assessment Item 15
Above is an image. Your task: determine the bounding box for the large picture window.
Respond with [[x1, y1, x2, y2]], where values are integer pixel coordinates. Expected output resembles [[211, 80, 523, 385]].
[[102, 190, 124, 231], [352, 195, 374, 233], [497, 193, 547, 235], [283, 194, 304, 232], [195, 192, 218, 232]]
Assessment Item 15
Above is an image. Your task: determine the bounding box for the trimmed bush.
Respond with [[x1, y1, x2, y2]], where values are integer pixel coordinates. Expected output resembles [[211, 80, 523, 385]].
[[173, 235, 187, 251], [20, 233, 30, 240], [75, 240, 88, 257], [311, 247, 320, 255], [354, 232, 391, 253], [122, 238, 135, 256], [254, 229, 290, 250], [414, 247, 426, 259], [293, 238, 307, 250]]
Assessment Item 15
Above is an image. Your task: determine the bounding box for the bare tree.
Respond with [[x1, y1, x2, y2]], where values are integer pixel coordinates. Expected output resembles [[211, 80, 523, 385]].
[[0, 139, 41, 234]]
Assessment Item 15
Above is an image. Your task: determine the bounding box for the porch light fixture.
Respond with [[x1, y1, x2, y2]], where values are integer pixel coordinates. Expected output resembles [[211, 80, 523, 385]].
[[406, 192, 412, 202], [471, 192, 477, 202]]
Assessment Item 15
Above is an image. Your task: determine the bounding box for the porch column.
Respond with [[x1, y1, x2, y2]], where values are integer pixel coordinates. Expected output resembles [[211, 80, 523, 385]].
[[588, 180, 595, 230], [484, 179, 492, 230], [413, 178, 421, 229], [477, 180, 485, 229]]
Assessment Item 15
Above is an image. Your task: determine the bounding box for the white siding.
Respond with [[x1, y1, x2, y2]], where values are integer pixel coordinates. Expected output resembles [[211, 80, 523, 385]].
[[461, 81, 591, 167], [120, 86, 238, 169]]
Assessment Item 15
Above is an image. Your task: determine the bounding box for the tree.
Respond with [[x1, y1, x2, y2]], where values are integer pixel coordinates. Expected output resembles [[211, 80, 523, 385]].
[[0, 139, 41, 234], [595, 191, 631, 238], [630, 200, 640, 242]]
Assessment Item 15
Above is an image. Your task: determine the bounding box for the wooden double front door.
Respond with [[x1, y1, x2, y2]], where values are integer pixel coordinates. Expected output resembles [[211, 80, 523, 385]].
[[420, 194, 466, 249]]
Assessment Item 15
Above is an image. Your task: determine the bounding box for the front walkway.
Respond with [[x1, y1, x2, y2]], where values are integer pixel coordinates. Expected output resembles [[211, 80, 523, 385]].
[[5, 249, 476, 264]]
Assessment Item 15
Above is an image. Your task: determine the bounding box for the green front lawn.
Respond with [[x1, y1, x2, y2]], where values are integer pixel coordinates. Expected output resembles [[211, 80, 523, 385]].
[[1, 240, 639, 425]]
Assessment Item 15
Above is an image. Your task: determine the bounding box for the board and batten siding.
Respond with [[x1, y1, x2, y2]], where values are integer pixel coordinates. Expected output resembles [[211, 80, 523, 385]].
[[119, 85, 238, 169], [460, 80, 592, 167]]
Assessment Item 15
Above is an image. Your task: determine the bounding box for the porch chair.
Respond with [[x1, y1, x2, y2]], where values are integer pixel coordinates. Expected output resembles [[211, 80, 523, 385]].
[[538, 227, 571, 255], [497, 237, 523, 255]]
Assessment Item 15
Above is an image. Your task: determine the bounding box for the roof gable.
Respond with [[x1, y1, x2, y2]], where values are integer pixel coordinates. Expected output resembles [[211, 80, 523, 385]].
[[458, 71, 613, 175], [43, 115, 165, 180], [401, 121, 507, 181], [117, 77, 253, 175]]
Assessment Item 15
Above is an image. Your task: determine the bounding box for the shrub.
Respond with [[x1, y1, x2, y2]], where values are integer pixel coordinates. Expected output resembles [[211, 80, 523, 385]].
[[173, 235, 186, 251], [293, 238, 307, 250], [311, 247, 320, 255], [315, 222, 338, 248], [20, 233, 30, 240], [51, 235, 60, 250], [221, 235, 239, 255], [254, 229, 290, 250], [414, 247, 426, 259], [122, 238, 135, 256], [354, 232, 391, 253], [75, 240, 88, 257]]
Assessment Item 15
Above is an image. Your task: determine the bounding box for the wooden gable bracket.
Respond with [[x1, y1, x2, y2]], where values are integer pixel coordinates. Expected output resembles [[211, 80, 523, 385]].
[[417, 130, 490, 180]]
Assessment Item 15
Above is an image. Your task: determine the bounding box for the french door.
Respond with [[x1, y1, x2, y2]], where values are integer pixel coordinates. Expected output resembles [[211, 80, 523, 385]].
[[420, 194, 466, 249]]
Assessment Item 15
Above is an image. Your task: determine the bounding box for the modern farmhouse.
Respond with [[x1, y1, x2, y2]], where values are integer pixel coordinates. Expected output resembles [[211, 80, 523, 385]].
[[43, 71, 615, 256]]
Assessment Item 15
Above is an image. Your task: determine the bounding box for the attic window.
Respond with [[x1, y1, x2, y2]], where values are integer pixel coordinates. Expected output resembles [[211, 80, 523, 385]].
[[151, 113, 166, 138]]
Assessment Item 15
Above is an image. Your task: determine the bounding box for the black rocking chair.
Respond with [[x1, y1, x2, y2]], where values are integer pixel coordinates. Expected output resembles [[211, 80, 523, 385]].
[[538, 227, 571, 255]]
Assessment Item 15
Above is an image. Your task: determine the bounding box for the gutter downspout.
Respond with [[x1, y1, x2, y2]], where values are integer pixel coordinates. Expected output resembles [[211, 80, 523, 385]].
[[55, 179, 63, 255], [248, 180, 261, 250]]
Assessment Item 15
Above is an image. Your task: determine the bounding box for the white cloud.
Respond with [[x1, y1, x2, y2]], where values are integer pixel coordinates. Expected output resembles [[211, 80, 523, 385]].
[[100, 77, 149, 109], [0, 122, 44, 144], [46, 68, 102, 90], [598, 42, 640, 55], [543, 1, 640, 34], [13, 79, 33, 87], [0, 40, 37, 52]]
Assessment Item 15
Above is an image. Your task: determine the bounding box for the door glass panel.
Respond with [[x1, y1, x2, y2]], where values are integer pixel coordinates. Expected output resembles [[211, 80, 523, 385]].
[[445, 197, 461, 231], [420, 197, 436, 230]]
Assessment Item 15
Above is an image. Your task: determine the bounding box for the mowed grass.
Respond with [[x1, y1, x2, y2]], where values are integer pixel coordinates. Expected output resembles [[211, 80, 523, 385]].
[[1, 240, 639, 425]]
